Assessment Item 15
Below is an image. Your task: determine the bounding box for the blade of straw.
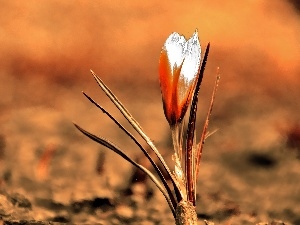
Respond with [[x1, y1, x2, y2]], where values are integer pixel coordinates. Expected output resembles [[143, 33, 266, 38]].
[[185, 43, 210, 206], [82, 91, 177, 209], [196, 73, 220, 178], [90, 70, 182, 202], [74, 123, 176, 217]]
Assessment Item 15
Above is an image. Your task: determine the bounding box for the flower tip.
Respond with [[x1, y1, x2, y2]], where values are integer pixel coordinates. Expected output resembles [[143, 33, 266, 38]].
[[159, 29, 202, 126]]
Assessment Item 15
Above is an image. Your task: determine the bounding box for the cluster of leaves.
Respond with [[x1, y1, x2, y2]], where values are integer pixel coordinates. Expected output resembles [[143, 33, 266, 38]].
[[75, 30, 219, 224]]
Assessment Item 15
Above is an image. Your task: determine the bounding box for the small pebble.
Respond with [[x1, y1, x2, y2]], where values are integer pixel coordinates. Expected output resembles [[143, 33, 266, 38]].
[[116, 205, 134, 220]]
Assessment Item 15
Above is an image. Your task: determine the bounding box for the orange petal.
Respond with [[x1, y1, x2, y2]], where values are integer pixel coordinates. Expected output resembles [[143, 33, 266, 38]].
[[159, 30, 201, 126], [159, 49, 173, 124]]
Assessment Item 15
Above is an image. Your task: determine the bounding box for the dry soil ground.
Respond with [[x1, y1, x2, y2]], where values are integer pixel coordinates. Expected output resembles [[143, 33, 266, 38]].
[[0, 1, 299, 224]]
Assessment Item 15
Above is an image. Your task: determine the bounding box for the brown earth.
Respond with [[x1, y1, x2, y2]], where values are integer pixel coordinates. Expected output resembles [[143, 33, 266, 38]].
[[0, 1, 299, 224]]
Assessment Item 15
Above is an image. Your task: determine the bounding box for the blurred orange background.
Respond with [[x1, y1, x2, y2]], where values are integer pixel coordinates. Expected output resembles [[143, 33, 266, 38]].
[[0, 0, 299, 156], [1, 0, 299, 83], [0, 2, 299, 222]]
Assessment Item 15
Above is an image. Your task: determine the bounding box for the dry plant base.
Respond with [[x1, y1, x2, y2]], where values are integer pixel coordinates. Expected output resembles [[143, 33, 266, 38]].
[[175, 200, 197, 225]]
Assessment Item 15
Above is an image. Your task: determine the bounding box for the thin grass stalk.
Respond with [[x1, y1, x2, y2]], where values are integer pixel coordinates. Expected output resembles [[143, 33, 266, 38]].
[[196, 74, 220, 178], [74, 123, 176, 217], [91, 70, 182, 202], [82, 91, 177, 210], [185, 43, 210, 206], [171, 122, 187, 199]]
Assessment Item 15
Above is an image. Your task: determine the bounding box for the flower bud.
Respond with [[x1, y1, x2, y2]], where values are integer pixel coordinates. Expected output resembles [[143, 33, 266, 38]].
[[159, 30, 201, 126]]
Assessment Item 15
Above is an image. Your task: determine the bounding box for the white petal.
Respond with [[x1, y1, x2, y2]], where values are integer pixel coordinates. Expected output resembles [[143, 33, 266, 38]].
[[181, 30, 201, 84], [163, 32, 186, 70]]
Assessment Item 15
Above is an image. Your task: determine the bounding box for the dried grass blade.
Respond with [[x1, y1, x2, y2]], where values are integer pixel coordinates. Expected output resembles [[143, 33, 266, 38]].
[[74, 123, 176, 217], [90, 70, 182, 202], [185, 43, 210, 206], [195, 74, 220, 178], [90, 70, 143, 130], [82, 91, 177, 209]]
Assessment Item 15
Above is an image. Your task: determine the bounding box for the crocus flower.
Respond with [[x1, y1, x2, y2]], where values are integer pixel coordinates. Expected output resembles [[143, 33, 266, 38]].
[[159, 30, 201, 126]]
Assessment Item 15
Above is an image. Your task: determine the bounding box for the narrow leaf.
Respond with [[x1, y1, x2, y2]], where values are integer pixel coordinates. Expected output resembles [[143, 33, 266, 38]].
[[82, 91, 177, 209], [195, 74, 220, 178], [90, 70, 182, 202], [74, 123, 176, 217], [185, 43, 210, 205]]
